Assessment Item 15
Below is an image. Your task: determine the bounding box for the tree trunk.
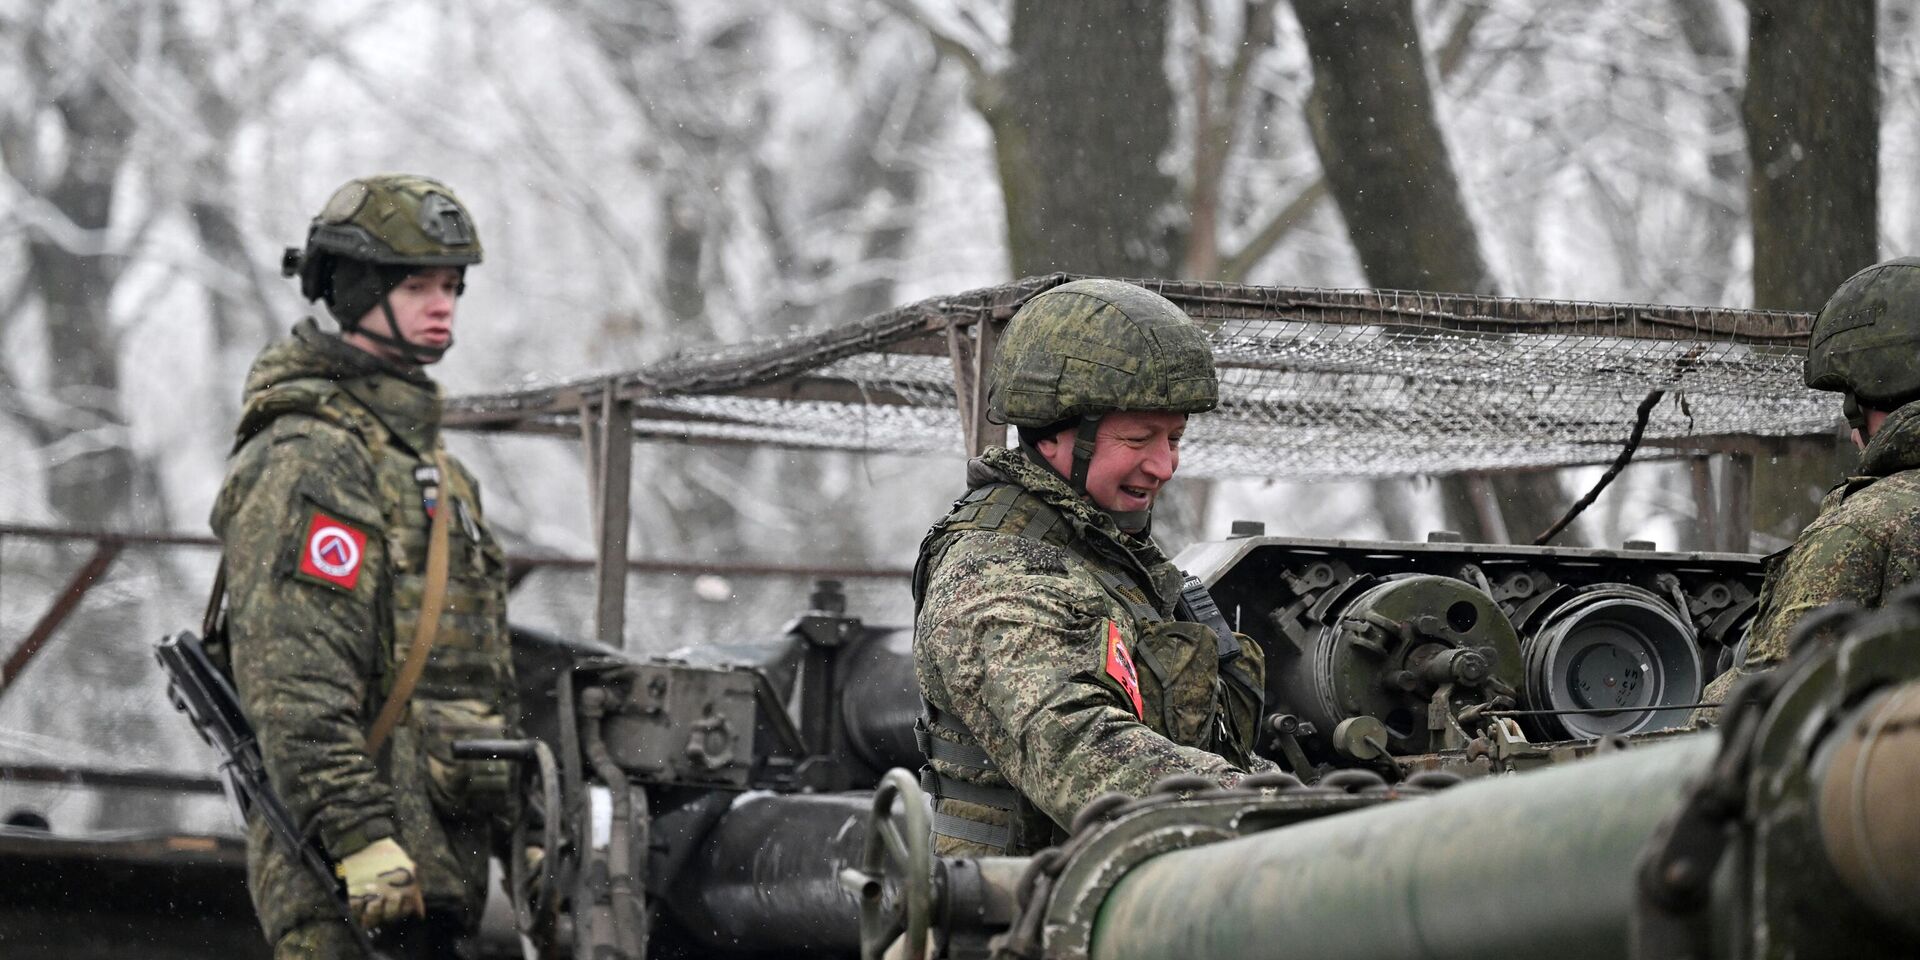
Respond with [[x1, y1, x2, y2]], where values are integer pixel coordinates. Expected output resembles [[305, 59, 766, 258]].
[[993, 0, 1180, 277], [1744, 1, 1878, 310], [1292, 0, 1557, 540], [24, 79, 143, 529], [1289, 0, 1495, 294]]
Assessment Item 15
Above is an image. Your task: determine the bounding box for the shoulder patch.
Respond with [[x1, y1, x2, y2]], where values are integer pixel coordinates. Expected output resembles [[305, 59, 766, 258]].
[[294, 510, 370, 591], [1103, 620, 1146, 721]]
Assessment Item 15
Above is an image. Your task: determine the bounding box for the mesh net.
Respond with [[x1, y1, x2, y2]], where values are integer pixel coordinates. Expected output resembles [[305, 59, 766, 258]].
[[447, 276, 1828, 481]]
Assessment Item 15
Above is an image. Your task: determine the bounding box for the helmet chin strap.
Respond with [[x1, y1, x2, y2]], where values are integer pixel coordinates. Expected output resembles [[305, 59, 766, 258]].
[[350, 295, 449, 365], [1844, 393, 1870, 437], [1068, 414, 1102, 493]]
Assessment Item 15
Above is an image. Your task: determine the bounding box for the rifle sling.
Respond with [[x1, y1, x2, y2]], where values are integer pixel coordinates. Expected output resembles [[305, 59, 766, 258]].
[[367, 451, 452, 755], [202, 559, 226, 637]]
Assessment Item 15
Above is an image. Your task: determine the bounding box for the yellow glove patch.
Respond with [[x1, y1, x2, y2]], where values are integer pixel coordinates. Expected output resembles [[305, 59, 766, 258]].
[[335, 837, 426, 929]]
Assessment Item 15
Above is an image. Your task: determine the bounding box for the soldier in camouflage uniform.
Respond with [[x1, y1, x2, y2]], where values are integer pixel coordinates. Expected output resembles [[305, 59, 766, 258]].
[[1702, 258, 1920, 713], [913, 279, 1271, 857], [214, 175, 519, 958]]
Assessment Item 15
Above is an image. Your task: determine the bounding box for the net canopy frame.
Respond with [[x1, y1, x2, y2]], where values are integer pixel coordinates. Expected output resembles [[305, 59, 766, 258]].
[[444, 274, 1826, 483]]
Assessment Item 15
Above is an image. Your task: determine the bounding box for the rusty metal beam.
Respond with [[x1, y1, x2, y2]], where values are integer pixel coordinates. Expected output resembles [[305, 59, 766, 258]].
[[0, 763, 223, 795], [969, 314, 1006, 455], [1689, 455, 1719, 552], [0, 524, 218, 548], [946, 320, 980, 455], [2, 542, 123, 694], [1721, 448, 1754, 553], [510, 554, 910, 581], [591, 390, 635, 651], [0, 523, 909, 580]]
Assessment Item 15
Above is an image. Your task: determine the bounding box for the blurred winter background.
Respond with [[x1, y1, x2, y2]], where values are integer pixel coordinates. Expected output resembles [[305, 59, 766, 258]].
[[0, 0, 1906, 832]]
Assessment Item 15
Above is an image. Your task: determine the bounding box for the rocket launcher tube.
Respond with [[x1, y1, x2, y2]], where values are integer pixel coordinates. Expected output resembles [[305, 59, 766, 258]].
[[1071, 618, 1920, 960], [1088, 736, 1716, 960]]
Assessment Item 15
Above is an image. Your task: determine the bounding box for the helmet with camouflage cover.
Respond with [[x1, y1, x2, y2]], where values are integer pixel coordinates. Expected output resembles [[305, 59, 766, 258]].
[[1806, 258, 1920, 427], [987, 278, 1218, 427], [282, 174, 482, 363], [987, 279, 1218, 515]]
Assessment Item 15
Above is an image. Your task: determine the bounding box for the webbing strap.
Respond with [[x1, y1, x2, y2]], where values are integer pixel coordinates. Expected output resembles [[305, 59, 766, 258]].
[[914, 717, 997, 771], [919, 766, 1018, 811], [366, 450, 451, 754], [1067, 415, 1102, 494], [1018, 505, 1061, 545], [932, 810, 1011, 850], [202, 557, 227, 638], [1092, 567, 1163, 626]]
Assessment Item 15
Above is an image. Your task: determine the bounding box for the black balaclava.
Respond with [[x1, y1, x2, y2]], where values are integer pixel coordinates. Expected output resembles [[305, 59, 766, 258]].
[[326, 258, 455, 365]]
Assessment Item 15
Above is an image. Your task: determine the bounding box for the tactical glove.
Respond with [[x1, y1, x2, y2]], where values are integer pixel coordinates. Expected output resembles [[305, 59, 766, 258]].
[[503, 844, 547, 902], [336, 837, 426, 929]]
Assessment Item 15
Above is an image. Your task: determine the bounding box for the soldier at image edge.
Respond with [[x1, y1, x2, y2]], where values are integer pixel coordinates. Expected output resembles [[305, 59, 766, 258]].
[[1701, 257, 1920, 718], [211, 174, 524, 958], [911, 278, 1276, 857]]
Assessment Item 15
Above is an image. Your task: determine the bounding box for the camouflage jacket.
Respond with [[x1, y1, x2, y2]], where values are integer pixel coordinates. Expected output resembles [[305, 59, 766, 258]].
[[212, 320, 517, 939], [912, 447, 1266, 856], [1705, 403, 1920, 706]]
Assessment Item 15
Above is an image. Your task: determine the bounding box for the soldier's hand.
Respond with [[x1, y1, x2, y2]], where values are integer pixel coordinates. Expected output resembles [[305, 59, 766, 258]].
[[505, 844, 547, 902], [336, 837, 426, 929]]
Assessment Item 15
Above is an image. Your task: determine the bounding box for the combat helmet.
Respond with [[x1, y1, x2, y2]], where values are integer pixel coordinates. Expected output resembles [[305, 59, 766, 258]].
[[987, 278, 1217, 505], [1806, 257, 1920, 433], [282, 174, 482, 363]]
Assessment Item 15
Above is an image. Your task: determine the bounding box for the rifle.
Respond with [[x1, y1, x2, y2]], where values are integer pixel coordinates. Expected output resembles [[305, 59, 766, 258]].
[[156, 630, 389, 959]]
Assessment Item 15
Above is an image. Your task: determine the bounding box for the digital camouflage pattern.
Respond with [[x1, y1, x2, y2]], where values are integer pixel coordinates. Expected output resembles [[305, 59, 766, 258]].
[[913, 446, 1268, 857], [986, 278, 1218, 427], [1804, 257, 1920, 408], [1702, 401, 1920, 708], [212, 319, 518, 952]]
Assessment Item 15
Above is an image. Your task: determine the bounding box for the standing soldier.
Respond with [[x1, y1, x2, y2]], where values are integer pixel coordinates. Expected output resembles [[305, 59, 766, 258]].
[[213, 174, 519, 957], [912, 278, 1270, 857], [1704, 258, 1920, 708]]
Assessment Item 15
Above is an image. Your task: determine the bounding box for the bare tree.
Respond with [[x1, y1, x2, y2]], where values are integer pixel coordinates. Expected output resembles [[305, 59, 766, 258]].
[[548, 1, 961, 571], [1290, 0, 1496, 295], [982, 0, 1182, 276], [0, 6, 152, 528]]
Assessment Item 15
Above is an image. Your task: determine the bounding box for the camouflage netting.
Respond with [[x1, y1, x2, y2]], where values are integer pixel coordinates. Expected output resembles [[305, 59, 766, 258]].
[[446, 276, 1829, 482]]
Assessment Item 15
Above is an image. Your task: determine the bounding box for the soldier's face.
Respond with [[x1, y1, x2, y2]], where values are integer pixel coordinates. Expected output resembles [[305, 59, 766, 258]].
[[1852, 407, 1889, 449], [351, 267, 461, 363], [1036, 411, 1187, 514]]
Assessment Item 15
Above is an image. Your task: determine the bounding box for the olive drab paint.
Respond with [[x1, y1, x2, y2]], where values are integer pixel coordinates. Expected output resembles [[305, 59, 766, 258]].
[[212, 320, 518, 947], [304, 174, 484, 271]]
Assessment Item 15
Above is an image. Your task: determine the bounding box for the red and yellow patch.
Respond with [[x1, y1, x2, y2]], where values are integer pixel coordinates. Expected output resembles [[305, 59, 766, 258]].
[[1104, 620, 1145, 721], [297, 511, 368, 591]]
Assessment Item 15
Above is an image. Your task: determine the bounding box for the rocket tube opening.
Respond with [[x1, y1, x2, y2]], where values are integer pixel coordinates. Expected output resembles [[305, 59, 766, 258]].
[[1521, 586, 1702, 739]]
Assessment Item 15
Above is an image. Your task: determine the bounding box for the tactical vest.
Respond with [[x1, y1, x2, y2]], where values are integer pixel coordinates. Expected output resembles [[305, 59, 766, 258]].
[[238, 376, 518, 816], [912, 481, 1265, 853]]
